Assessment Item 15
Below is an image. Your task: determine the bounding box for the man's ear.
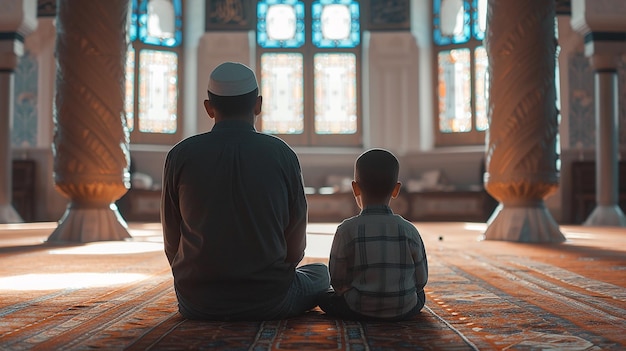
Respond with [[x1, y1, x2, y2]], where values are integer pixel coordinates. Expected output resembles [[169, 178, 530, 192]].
[[391, 182, 401, 199], [204, 99, 215, 119], [254, 96, 262, 116], [351, 180, 361, 197]]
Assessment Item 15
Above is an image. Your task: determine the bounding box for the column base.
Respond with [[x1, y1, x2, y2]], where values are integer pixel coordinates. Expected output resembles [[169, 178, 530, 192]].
[[0, 204, 24, 224], [482, 203, 565, 243], [583, 205, 626, 227], [47, 204, 131, 243]]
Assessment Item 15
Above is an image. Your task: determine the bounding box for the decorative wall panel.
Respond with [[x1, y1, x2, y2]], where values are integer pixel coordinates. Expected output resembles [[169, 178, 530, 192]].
[[205, 0, 254, 30], [11, 50, 38, 148], [368, 0, 410, 30], [568, 53, 595, 149], [37, 0, 56, 17], [567, 53, 626, 149]]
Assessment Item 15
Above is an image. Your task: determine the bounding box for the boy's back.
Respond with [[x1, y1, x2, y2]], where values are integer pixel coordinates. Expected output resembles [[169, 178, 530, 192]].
[[328, 204, 428, 320], [320, 148, 428, 321]]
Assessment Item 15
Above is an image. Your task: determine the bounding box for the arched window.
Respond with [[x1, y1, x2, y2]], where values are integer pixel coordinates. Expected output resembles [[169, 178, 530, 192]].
[[126, 0, 183, 145], [433, 0, 487, 146], [256, 0, 361, 147]]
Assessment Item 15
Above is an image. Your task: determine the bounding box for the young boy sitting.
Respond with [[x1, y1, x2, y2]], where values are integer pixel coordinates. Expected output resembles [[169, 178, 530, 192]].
[[319, 148, 428, 321]]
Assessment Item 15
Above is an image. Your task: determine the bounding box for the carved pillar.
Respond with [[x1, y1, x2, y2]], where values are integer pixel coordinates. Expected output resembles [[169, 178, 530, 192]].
[[483, 0, 565, 242], [47, 0, 131, 242], [0, 0, 37, 223], [571, 0, 626, 227]]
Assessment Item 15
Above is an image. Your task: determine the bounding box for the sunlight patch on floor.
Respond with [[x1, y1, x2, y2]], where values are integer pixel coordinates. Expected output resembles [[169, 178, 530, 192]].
[[0, 273, 148, 291], [305, 232, 334, 258], [306, 223, 338, 235], [561, 230, 601, 240], [463, 223, 487, 232], [48, 241, 163, 255]]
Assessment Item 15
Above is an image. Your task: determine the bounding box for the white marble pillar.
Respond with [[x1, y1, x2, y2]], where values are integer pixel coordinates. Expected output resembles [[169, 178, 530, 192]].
[[0, 0, 37, 223], [583, 53, 626, 226], [0, 68, 21, 224], [47, 0, 131, 242], [570, 0, 626, 226], [483, 0, 565, 242]]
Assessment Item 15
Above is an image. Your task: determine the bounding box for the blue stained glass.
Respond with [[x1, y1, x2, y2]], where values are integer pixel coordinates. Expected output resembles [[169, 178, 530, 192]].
[[472, 0, 486, 40], [433, 0, 470, 46], [312, 0, 360, 48], [129, 0, 138, 42], [138, 0, 183, 47], [257, 0, 305, 48]]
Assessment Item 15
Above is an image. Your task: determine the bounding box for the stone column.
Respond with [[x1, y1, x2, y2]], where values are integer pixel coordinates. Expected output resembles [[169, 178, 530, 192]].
[[47, 0, 131, 242], [582, 53, 626, 226], [483, 0, 565, 242], [0, 0, 37, 223], [570, 0, 626, 227]]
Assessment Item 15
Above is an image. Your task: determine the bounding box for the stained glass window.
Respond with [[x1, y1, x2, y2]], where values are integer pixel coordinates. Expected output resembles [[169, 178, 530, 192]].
[[433, 0, 470, 45], [125, 47, 135, 131], [474, 46, 489, 131], [260, 53, 304, 134], [138, 50, 178, 133], [473, 0, 487, 40], [314, 53, 357, 134], [438, 49, 471, 133], [129, 0, 138, 41], [126, 0, 182, 144], [433, 0, 487, 145], [312, 0, 360, 48], [257, 0, 305, 48], [138, 0, 182, 47], [257, 0, 361, 146]]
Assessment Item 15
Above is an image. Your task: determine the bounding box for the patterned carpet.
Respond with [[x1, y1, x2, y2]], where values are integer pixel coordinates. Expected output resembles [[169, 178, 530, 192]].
[[0, 222, 624, 350]]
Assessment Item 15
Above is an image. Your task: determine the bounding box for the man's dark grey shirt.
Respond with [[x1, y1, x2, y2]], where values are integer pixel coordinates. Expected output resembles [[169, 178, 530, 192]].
[[161, 119, 307, 317]]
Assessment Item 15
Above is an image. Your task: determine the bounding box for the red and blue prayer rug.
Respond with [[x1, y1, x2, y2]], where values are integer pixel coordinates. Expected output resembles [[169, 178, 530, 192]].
[[0, 222, 624, 350]]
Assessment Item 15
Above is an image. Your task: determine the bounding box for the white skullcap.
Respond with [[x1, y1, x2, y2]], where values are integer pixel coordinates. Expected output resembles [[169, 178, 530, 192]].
[[208, 62, 258, 97]]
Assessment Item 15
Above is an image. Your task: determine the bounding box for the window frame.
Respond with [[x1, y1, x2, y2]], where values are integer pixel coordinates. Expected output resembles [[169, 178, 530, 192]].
[[255, 0, 363, 148], [432, 0, 487, 147], [126, 0, 184, 145]]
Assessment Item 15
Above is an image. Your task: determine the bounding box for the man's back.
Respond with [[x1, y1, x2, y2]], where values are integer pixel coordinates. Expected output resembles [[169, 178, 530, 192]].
[[162, 61, 328, 321], [161, 119, 307, 318]]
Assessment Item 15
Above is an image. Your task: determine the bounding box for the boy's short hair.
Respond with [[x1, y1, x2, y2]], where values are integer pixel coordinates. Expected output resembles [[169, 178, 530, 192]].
[[208, 89, 258, 117], [355, 148, 399, 199]]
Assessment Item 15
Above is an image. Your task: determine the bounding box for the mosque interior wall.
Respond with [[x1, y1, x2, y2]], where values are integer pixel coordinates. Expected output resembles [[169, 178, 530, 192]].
[[7, 5, 626, 225]]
